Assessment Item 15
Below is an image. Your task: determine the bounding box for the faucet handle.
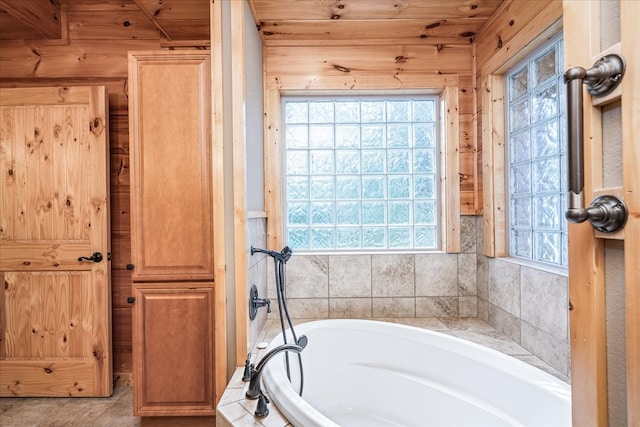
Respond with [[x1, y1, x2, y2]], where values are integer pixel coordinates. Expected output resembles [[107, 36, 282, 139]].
[[242, 353, 254, 382], [255, 391, 270, 418], [296, 335, 308, 349]]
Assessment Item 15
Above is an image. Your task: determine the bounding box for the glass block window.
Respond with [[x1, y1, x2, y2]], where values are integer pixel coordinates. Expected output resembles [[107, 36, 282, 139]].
[[283, 96, 439, 251], [506, 35, 567, 267]]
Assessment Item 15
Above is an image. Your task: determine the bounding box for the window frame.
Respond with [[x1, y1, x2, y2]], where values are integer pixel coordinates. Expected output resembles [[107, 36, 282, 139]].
[[503, 34, 568, 268], [264, 87, 461, 255], [480, 17, 567, 275]]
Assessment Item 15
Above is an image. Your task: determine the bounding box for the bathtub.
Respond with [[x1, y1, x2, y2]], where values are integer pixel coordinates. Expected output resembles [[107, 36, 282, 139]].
[[262, 319, 571, 427]]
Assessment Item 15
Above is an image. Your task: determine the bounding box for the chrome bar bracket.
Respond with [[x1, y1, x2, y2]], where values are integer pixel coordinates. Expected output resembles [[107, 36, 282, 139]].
[[584, 54, 625, 97]]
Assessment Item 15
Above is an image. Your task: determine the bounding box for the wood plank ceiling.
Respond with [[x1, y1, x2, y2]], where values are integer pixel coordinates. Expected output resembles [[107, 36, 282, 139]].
[[0, 0, 210, 44], [0, 0, 504, 46], [248, 0, 504, 46]]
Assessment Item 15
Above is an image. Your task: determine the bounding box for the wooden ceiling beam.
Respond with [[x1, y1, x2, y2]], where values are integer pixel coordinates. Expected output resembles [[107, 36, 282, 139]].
[[132, 0, 172, 41], [0, 0, 62, 39]]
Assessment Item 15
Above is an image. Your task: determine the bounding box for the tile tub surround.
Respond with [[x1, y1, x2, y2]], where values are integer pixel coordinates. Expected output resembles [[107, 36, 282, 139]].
[[260, 215, 570, 380], [267, 252, 479, 321], [265, 217, 479, 322], [216, 317, 569, 427], [248, 217, 269, 349], [476, 215, 570, 377]]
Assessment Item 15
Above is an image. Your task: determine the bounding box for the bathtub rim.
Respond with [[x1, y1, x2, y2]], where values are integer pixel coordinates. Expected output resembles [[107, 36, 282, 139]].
[[262, 318, 571, 427]]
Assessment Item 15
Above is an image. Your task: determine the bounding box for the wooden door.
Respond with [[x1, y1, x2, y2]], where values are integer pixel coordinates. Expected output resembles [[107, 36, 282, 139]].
[[564, 1, 640, 424], [0, 86, 112, 397], [128, 51, 215, 416]]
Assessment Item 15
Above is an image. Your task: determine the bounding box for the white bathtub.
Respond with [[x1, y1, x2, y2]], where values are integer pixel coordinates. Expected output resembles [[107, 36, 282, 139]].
[[262, 319, 571, 427]]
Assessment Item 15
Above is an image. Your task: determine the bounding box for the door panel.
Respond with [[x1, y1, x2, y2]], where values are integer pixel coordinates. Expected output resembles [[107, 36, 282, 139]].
[[128, 52, 213, 282], [564, 0, 640, 424], [132, 284, 215, 416], [0, 86, 112, 397], [621, 1, 640, 423]]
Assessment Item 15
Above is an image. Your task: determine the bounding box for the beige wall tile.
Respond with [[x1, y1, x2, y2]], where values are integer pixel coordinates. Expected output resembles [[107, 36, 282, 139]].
[[415, 253, 458, 296], [487, 259, 521, 316], [286, 298, 329, 319], [458, 253, 477, 296], [459, 296, 478, 318], [371, 254, 415, 297], [416, 297, 458, 317], [286, 255, 329, 298], [329, 255, 372, 297], [329, 298, 372, 318], [487, 303, 521, 343], [521, 322, 569, 375], [372, 297, 416, 318], [477, 298, 489, 321], [460, 216, 477, 253], [477, 255, 489, 300], [520, 267, 568, 341]]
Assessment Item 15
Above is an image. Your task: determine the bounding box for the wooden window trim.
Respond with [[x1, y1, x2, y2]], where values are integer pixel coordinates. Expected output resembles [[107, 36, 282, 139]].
[[478, 3, 563, 258], [482, 75, 507, 257], [264, 85, 460, 253]]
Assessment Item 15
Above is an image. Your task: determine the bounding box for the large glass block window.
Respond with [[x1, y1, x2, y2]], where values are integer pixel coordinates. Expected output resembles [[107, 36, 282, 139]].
[[283, 96, 439, 251], [506, 35, 567, 267]]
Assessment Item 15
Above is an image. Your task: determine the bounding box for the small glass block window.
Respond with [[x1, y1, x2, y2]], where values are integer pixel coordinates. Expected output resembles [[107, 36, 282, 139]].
[[506, 35, 567, 267], [283, 96, 439, 251]]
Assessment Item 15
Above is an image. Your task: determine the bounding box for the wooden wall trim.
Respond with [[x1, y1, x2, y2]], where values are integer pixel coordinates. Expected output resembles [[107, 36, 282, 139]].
[[480, 75, 506, 257], [443, 86, 461, 253], [563, 1, 608, 424], [210, 0, 228, 405], [0, 39, 162, 80], [230, 0, 249, 367], [471, 42, 481, 214], [621, 0, 640, 423], [267, 75, 458, 92], [476, 0, 562, 257], [264, 88, 283, 251]]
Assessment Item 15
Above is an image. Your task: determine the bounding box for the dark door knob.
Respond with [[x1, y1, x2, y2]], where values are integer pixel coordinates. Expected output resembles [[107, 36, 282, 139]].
[[126, 263, 135, 271], [127, 297, 136, 304], [78, 252, 103, 263]]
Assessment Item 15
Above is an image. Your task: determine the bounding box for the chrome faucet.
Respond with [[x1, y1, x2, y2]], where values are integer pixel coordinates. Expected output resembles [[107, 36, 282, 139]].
[[245, 336, 308, 418]]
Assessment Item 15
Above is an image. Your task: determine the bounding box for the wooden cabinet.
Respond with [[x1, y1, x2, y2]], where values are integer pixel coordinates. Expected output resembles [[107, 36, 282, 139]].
[[132, 284, 214, 416], [128, 51, 215, 417]]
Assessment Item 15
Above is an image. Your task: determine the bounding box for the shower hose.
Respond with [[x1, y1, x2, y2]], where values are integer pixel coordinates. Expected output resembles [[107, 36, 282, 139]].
[[251, 246, 305, 396]]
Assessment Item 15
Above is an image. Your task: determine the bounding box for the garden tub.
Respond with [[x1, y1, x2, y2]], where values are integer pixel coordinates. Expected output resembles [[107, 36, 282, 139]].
[[262, 319, 571, 427]]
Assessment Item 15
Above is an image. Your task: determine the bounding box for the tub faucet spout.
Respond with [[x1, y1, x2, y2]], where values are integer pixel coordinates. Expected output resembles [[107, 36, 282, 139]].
[[246, 337, 308, 418]]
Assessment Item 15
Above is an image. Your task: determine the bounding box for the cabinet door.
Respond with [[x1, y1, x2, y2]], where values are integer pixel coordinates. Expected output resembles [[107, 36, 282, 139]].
[[128, 51, 213, 282], [132, 283, 215, 416]]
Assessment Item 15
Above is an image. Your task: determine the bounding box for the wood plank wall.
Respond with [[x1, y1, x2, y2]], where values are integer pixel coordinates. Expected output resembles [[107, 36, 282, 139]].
[[263, 43, 479, 216], [0, 4, 167, 377], [475, 0, 563, 256]]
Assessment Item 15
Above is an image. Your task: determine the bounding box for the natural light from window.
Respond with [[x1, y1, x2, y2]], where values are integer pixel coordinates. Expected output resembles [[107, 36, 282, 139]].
[[506, 35, 567, 267], [283, 96, 440, 251]]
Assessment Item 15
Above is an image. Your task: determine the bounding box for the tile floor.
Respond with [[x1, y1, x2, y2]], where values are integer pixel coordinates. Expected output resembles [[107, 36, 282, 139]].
[[0, 381, 140, 427], [1, 317, 569, 427]]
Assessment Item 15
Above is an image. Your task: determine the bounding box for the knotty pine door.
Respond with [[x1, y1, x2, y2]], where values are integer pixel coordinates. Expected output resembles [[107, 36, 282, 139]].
[[128, 51, 215, 417], [564, 1, 640, 424], [0, 86, 112, 397]]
